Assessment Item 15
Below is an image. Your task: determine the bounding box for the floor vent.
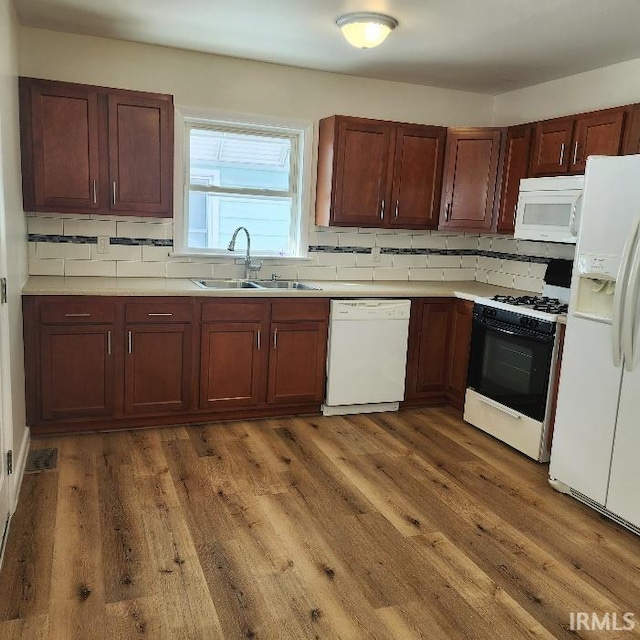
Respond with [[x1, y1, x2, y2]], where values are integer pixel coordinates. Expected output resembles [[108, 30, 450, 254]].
[[25, 448, 58, 473]]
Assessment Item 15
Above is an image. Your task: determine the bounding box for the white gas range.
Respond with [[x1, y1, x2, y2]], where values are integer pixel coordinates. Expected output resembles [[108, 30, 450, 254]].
[[463, 260, 572, 463]]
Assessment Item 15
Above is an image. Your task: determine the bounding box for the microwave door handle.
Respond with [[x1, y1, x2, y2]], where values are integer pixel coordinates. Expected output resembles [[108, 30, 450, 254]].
[[569, 193, 583, 237], [622, 220, 640, 371], [612, 215, 640, 367]]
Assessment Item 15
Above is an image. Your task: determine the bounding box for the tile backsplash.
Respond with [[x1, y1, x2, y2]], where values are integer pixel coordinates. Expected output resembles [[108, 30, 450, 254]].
[[27, 214, 575, 293]]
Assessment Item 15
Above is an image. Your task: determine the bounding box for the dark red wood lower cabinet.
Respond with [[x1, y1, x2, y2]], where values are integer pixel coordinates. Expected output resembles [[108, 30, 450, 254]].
[[125, 323, 192, 414], [199, 322, 265, 410], [40, 324, 116, 420], [446, 300, 474, 409], [267, 321, 328, 405]]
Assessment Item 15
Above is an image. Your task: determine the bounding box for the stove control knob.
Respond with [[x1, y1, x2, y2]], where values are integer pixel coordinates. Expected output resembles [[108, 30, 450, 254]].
[[520, 317, 539, 329], [482, 308, 497, 317]]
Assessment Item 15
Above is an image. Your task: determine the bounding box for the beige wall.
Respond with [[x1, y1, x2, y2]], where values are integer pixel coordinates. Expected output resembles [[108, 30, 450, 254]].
[[493, 57, 640, 126], [0, 0, 28, 484], [19, 27, 495, 127]]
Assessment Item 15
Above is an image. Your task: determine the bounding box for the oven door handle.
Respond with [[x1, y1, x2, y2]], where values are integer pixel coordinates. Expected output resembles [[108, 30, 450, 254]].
[[478, 395, 523, 420], [476, 319, 553, 343]]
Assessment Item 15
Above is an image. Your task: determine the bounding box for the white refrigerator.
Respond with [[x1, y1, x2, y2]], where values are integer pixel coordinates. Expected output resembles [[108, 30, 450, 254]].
[[550, 154, 640, 533]]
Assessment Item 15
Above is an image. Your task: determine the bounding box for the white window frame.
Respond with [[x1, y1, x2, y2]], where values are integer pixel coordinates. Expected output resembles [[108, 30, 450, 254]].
[[174, 107, 312, 260]]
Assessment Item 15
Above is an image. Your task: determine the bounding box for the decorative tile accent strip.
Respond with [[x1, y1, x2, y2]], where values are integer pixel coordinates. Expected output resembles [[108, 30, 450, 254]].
[[111, 237, 174, 247], [29, 234, 173, 247], [309, 244, 551, 263], [29, 234, 97, 244]]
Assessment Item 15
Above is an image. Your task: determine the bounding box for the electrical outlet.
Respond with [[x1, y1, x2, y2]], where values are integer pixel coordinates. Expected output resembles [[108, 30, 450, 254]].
[[97, 236, 110, 254], [371, 247, 382, 263]]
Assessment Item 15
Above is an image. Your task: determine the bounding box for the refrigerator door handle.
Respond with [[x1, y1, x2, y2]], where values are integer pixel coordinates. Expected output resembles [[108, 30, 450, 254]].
[[622, 222, 640, 371], [569, 193, 583, 237], [612, 215, 640, 367]]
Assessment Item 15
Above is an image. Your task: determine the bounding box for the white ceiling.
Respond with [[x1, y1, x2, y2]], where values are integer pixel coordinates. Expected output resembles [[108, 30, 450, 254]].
[[14, 0, 640, 94]]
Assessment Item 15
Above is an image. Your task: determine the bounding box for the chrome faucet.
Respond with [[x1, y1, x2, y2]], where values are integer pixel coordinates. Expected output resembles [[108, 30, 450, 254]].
[[227, 226, 261, 280]]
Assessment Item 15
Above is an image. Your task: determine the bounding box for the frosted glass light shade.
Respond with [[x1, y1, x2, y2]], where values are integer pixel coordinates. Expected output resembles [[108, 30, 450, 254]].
[[336, 13, 398, 49]]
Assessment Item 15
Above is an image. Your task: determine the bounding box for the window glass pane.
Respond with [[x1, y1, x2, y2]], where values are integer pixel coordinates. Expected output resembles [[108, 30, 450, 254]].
[[187, 191, 293, 255], [190, 128, 291, 191]]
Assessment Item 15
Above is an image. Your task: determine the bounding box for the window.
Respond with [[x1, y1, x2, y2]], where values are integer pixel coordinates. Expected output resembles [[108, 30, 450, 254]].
[[182, 118, 306, 257]]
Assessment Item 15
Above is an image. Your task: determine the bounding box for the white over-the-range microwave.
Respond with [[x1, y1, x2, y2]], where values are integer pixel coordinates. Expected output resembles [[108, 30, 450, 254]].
[[514, 175, 584, 244]]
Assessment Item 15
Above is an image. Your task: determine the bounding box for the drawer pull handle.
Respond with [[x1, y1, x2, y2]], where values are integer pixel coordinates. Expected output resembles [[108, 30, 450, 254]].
[[559, 142, 565, 166], [107, 330, 112, 356], [257, 329, 261, 351], [64, 313, 91, 317], [147, 313, 173, 317], [92, 179, 97, 204], [478, 395, 522, 419], [128, 330, 132, 354], [273, 328, 278, 349], [112, 181, 117, 206]]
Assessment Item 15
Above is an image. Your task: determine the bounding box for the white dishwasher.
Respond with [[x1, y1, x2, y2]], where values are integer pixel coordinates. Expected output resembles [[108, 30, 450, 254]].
[[323, 299, 411, 416]]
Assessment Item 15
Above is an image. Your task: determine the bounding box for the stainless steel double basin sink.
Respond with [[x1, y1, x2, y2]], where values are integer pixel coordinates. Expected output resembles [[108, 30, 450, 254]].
[[192, 279, 321, 291]]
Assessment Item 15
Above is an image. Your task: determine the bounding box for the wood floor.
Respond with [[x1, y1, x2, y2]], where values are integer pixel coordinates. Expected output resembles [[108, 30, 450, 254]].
[[0, 407, 639, 640]]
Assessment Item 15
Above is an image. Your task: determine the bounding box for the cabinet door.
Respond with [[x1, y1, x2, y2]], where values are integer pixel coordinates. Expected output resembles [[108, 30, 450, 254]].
[[439, 129, 503, 231], [267, 321, 328, 405], [530, 119, 574, 176], [496, 125, 533, 234], [24, 79, 101, 211], [200, 322, 265, 410], [389, 124, 446, 230], [405, 301, 452, 400], [125, 324, 192, 414], [446, 300, 473, 409], [570, 109, 625, 173], [108, 93, 173, 216], [622, 104, 640, 155], [332, 117, 392, 226], [40, 324, 115, 420]]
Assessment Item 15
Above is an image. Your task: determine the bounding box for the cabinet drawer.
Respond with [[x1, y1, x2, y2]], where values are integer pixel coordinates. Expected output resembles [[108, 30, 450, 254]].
[[271, 299, 329, 322], [40, 300, 115, 324], [126, 301, 193, 323], [202, 300, 267, 322]]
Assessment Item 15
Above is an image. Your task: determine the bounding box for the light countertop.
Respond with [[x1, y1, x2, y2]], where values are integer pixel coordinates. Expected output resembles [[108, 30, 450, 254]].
[[22, 276, 533, 301]]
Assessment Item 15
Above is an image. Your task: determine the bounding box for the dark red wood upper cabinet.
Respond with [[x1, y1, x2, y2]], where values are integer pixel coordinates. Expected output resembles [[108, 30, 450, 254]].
[[19, 77, 173, 217], [571, 109, 625, 173], [108, 93, 173, 216], [315, 115, 446, 229], [21, 79, 101, 212], [530, 108, 625, 177], [530, 119, 574, 176], [331, 117, 392, 227], [439, 128, 504, 232], [497, 125, 533, 234], [622, 104, 640, 155], [389, 124, 446, 229]]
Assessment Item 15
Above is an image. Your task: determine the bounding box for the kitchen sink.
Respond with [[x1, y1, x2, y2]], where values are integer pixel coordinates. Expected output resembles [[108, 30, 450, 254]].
[[192, 279, 260, 289], [250, 280, 321, 290], [192, 279, 321, 291]]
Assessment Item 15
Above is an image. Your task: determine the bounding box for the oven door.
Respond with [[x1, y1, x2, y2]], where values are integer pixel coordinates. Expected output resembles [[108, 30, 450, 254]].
[[467, 315, 555, 421]]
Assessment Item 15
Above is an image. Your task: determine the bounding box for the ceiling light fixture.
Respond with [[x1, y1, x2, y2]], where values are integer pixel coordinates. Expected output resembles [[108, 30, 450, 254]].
[[336, 12, 399, 49]]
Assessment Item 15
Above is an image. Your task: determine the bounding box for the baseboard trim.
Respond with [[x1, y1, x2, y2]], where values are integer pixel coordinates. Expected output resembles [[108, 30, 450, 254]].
[[11, 426, 30, 513]]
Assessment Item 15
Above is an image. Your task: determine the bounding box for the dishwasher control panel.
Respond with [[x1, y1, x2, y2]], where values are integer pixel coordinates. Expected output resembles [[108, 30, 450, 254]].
[[330, 299, 411, 321]]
